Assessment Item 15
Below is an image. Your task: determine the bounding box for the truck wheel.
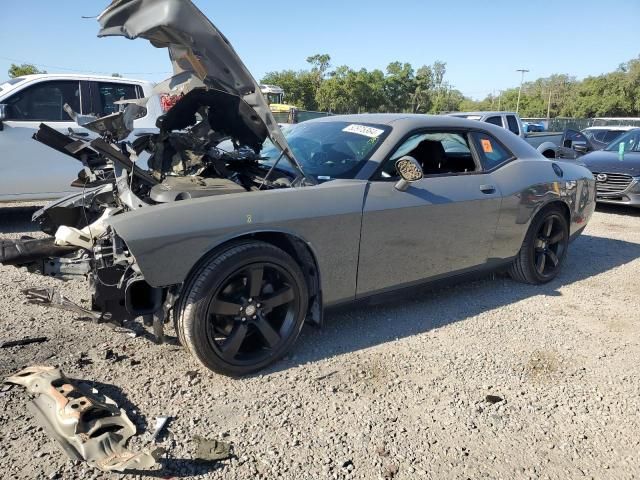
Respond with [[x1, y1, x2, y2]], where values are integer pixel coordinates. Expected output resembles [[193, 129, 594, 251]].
[[177, 241, 308, 376], [509, 206, 569, 284]]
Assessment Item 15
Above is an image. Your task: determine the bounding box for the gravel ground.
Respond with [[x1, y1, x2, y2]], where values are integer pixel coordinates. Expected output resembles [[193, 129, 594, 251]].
[[0, 202, 639, 480]]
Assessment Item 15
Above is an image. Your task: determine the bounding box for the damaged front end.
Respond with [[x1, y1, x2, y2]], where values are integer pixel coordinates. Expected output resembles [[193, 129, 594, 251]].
[[5, 366, 163, 472], [0, 0, 310, 339]]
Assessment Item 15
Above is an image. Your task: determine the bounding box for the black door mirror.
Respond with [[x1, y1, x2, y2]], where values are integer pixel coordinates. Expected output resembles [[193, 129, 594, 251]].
[[394, 156, 423, 192], [572, 141, 588, 154]]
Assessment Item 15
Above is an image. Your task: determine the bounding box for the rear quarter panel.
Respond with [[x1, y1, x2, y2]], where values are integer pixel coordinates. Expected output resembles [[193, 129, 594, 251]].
[[489, 158, 595, 260]]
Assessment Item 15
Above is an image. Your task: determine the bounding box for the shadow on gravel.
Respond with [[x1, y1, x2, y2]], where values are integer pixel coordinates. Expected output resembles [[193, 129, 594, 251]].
[[267, 234, 640, 374], [131, 459, 224, 478], [0, 205, 43, 233]]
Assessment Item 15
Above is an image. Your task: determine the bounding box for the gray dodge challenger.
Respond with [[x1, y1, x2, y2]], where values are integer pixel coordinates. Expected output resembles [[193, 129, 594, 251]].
[[0, 0, 596, 376]]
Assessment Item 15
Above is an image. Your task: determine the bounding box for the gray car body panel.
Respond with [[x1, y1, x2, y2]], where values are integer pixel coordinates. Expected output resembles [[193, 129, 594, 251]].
[[107, 114, 596, 305]]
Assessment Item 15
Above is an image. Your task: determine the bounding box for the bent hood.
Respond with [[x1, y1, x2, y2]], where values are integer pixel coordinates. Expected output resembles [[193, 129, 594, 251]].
[[97, 0, 296, 164], [581, 150, 640, 176]]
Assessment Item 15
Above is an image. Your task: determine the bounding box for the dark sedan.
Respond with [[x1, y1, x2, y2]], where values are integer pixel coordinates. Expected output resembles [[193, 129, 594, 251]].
[[580, 129, 640, 207]]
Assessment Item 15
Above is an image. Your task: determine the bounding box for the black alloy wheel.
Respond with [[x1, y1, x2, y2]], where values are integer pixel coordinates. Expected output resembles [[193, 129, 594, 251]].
[[177, 241, 308, 376], [532, 214, 567, 278], [510, 206, 569, 284], [205, 262, 300, 366]]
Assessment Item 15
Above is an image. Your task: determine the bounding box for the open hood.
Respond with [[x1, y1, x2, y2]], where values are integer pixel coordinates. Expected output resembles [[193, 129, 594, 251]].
[[97, 0, 301, 170]]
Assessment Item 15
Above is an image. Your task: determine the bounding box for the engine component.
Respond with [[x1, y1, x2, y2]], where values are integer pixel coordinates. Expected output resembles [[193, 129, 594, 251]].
[[0, 238, 79, 266]]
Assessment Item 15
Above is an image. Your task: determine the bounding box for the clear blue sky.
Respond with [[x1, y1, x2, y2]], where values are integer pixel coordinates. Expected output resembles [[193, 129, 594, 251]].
[[2, 1, 639, 99]]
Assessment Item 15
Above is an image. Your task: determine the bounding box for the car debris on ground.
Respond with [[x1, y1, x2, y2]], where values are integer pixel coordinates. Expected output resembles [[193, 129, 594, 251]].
[[4, 366, 163, 473], [193, 435, 233, 462], [0, 336, 48, 348]]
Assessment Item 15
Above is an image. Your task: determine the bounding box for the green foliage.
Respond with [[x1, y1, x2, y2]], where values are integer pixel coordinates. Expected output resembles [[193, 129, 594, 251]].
[[262, 55, 461, 114], [261, 54, 640, 117], [8, 63, 46, 78]]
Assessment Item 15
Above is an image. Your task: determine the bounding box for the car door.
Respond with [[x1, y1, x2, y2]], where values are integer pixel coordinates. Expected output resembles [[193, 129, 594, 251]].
[[356, 129, 503, 296], [0, 79, 91, 200]]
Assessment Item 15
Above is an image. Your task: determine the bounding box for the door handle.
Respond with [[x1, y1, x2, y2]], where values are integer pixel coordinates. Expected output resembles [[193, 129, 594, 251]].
[[480, 184, 496, 194], [74, 132, 89, 137]]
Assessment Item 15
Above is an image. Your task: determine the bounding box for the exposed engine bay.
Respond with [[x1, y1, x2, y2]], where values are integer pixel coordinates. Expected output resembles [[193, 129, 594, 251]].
[[0, 0, 311, 341]]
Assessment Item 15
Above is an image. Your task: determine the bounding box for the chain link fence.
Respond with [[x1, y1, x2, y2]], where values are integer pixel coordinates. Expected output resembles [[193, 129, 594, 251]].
[[523, 117, 640, 132]]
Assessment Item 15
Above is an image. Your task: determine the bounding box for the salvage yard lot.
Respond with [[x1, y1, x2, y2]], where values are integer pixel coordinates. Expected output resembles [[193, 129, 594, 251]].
[[0, 203, 639, 479]]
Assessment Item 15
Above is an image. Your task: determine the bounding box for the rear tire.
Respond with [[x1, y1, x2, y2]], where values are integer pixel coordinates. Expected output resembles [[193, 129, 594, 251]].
[[176, 241, 308, 376], [509, 206, 569, 284]]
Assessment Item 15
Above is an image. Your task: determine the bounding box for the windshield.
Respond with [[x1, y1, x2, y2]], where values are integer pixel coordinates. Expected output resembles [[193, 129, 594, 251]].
[[604, 129, 640, 153], [259, 121, 390, 181]]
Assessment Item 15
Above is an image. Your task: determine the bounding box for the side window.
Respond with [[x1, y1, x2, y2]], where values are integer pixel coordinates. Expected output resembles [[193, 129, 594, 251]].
[[96, 82, 139, 116], [506, 115, 520, 135], [485, 116, 503, 127], [380, 131, 478, 179], [603, 130, 625, 144], [470, 132, 514, 170], [4, 81, 80, 121]]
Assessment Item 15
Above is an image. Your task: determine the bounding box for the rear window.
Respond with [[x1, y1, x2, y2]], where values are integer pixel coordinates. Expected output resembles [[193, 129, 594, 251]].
[[506, 115, 520, 135], [470, 132, 514, 170]]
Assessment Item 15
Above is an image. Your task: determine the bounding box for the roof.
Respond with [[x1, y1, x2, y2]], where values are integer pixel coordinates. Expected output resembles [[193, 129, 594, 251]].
[[309, 113, 506, 130], [8, 73, 151, 85], [582, 126, 638, 131], [447, 111, 518, 117]]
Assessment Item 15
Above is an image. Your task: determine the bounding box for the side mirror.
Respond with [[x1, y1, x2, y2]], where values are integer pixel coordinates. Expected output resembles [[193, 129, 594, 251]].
[[572, 142, 588, 154], [0, 104, 6, 131], [394, 156, 423, 192]]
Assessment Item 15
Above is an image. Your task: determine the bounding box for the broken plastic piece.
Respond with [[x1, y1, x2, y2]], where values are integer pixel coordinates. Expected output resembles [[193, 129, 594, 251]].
[[150, 416, 170, 442], [22, 287, 109, 323], [5, 366, 163, 472]]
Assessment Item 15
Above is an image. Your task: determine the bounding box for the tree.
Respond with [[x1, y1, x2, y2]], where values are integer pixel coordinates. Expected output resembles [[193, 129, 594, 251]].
[[261, 70, 317, 110], [306, 53, 331, 98], [8, 63, 46, 78]]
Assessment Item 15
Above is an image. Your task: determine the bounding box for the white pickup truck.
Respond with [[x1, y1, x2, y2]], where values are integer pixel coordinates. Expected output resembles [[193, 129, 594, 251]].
[[0, 74, 161, 201], [448, 111, 563, 159]]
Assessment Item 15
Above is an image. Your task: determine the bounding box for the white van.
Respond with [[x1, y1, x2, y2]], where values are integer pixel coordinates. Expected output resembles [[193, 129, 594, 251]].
[[0, 74, 161, 201]]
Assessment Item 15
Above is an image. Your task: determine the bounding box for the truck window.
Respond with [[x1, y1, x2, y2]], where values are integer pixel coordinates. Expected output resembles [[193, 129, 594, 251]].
[[96, 82, 139, 116], [485, 116, 503, 127], [4, 81, 80, 121], [506, 115, 520, 135]]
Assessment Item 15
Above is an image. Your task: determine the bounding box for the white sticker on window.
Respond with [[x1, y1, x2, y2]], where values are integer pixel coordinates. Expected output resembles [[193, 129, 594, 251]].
[[342, 124, 385, 138]]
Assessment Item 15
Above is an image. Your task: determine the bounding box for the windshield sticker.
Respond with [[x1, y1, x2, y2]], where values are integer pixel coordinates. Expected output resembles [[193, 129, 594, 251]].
[[481, 139, 494, 153], [342, 124, 385, 138]]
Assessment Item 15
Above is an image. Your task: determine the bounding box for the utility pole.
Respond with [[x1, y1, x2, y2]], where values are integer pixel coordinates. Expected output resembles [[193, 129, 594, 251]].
[[497, 90, 502, 110], [546, 84, 553, 119], [516, 69, 529, 114]]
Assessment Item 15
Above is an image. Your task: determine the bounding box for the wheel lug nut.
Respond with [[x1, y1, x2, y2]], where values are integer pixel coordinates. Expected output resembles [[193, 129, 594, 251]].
[[241, 317, 246, 322], [248, 298, 253, 303], [257, 303, 261, 308], [252, 315, 257, 319]]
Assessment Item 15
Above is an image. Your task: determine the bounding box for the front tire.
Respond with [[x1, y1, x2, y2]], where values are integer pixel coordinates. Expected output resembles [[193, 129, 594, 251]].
[[177, 241, 308, 376], [509, 206, 569, 284]]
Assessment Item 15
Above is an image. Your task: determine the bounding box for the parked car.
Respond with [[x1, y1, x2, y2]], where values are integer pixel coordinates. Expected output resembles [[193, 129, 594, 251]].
[[0, 0, 596, 376], [522, 122, 545, 133], [579, 128, 640, 207], [581, 126, 637, 150], [0, 74, 161, 202]]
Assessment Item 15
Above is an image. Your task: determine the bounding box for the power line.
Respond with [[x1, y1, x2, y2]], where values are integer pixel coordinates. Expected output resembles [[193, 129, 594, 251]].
[[0, 55, 170, 77]]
